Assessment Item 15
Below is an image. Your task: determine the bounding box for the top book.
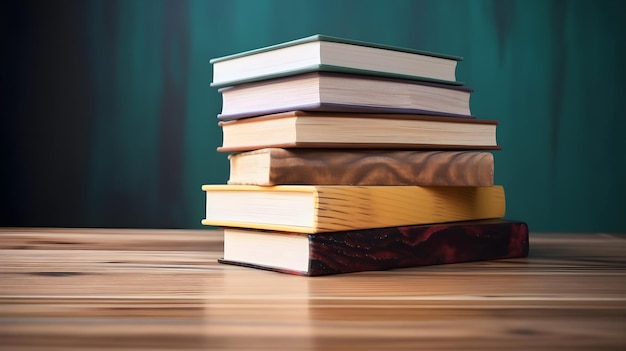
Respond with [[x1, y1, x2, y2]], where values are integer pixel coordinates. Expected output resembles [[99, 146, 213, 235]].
[[210, 34, 463, 87]]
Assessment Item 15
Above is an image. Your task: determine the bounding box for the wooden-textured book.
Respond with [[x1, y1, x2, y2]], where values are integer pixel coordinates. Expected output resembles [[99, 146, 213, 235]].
[[217, 71, 473, 120], [218, 111, 498, 152], [219, 219, 529, 276], [228, 148, 495, 186], [210, 34, 463, 87], [201, 185, 506, 233]]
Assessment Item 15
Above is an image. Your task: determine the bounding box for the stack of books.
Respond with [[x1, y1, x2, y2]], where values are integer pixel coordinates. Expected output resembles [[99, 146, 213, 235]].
[[202, 35, 529, 276]]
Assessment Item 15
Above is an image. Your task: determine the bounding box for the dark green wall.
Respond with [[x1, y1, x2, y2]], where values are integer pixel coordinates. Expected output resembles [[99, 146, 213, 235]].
[[2, 0, 625, 232]]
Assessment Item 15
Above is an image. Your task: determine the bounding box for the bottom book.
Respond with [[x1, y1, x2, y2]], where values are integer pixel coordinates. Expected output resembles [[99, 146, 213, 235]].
[[218, 219, 529, 276]]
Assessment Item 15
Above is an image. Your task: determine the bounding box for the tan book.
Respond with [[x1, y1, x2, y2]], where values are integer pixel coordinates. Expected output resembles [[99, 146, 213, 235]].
[[218, 111, 499, 152], [201, 185, 506, 234], [228, 148, 494, 186]]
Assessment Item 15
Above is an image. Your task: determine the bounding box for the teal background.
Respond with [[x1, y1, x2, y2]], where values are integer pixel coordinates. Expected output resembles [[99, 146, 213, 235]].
[[2, 0, 625, 232]]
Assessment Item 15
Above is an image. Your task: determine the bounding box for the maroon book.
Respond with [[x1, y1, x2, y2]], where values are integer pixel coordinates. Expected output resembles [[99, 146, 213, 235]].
[[218, 219, 529, 276]]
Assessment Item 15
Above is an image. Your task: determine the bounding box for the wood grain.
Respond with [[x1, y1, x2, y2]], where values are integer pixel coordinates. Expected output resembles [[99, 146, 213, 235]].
[[1, 228, 625, 350], [228, 148, 494, 186]]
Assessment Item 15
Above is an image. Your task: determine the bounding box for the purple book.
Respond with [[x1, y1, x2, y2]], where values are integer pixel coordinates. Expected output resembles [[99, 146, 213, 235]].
[[218, 219, 529, 276]]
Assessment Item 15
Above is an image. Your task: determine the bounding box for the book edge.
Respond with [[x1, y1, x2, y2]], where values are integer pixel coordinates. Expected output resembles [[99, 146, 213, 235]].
[[217, 71, 473, 92], [218, 143, 501, 153], [218, 258, 311, 276], [217, 103, 478, 121], [219, 110, 497, 125], [211, 64, 464, 88]]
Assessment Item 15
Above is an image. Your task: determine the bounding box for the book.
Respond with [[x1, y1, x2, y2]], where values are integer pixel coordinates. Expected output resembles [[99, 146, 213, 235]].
[[218, 219, 529, 276], [218, 111, 498, 152], [210, 34, 463, 88], [217, 71, 473, 120], [201, 185, 506, 233], [228, 148, 495, 186]]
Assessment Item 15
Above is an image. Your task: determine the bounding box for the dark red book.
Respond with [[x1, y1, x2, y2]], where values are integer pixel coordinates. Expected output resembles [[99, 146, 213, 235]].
[[218, 219, 529, 276]]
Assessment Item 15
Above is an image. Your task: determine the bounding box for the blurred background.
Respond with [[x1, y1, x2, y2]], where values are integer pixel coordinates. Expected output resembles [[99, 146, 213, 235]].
[[1, 0, 625, 232]]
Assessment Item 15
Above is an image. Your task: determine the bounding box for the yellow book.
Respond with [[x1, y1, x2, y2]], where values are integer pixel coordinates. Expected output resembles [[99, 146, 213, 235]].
[[201, 185, 505, 234]]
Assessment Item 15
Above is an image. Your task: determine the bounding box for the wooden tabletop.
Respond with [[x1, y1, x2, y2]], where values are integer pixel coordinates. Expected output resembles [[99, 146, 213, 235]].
[[0, 228, 625, 350]]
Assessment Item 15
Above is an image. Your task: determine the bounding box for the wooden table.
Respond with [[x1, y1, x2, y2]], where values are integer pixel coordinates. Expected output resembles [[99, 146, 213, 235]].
[[0, 228, 625, 350]]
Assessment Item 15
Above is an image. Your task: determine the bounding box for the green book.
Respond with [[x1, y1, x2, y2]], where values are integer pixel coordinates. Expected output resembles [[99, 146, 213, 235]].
[[210, 34, 463, 87]]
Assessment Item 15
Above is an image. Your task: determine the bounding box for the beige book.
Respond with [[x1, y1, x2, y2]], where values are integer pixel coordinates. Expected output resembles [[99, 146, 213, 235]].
[[218, 111, 499, 152]]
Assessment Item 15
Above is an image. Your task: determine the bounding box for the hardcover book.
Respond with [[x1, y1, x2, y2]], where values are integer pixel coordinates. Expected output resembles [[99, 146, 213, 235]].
[[201, 185, 506, 233], [218, 71, 473, 120], [228, 148, 495, 186], [211, 34, 463, 87], [218, 111, 498, 152], [219, 219, 529, 276]]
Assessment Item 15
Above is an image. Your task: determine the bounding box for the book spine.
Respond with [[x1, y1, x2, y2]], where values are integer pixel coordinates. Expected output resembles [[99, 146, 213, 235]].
[[230, 150, 494, 186], [307, 221, 529, 276]]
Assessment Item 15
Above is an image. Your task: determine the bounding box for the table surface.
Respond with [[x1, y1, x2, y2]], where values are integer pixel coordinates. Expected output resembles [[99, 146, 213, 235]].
[[0, 228, 625, 350]]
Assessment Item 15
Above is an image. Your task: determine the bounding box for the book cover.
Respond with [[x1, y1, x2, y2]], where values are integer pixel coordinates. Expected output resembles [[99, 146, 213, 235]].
[[218, 219, 529, 276], [218, 111, 498, 153], [201, 185, 506, 233], [228, 148, 495, 186], [217, 71, 473, 121], [211, 34, 463, 64], [211, 34, 463, 87], [218, 102, 476, 122]]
